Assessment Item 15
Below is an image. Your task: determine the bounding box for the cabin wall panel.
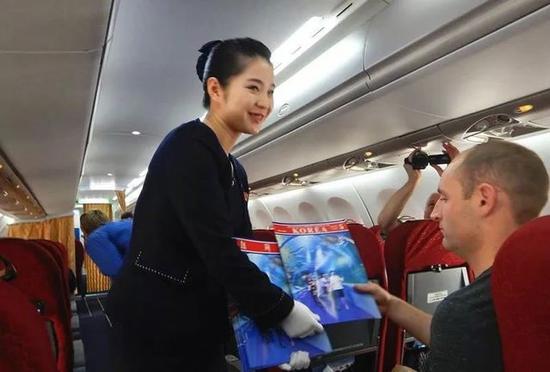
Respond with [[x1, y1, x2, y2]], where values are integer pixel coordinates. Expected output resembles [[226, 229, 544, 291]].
[[261, 190, 328, 224], [306, 180, 372, 225], [249, 178, 375, 227], [248, 199, 274, 230], [351, 166, 441, 225]]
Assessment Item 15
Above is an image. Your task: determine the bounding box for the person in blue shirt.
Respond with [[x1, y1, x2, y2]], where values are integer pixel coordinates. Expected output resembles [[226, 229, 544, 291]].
[[80, 210, 133, 277]]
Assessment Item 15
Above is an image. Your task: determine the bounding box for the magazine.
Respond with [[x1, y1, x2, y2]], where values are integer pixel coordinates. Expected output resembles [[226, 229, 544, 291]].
[[272, 220, 381, 324], [233, 220, 381, 371], [232, 238, 332, 371]]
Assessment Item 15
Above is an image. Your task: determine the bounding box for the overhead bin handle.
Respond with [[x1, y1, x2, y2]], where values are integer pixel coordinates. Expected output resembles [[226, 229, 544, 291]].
[[0, 254, 17, 281]]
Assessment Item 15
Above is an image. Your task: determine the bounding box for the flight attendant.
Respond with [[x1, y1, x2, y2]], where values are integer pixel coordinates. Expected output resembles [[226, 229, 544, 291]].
[[107, 38, 322, 371]]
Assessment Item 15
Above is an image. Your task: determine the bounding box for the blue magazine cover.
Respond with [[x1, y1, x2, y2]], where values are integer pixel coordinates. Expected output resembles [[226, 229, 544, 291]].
[[233, 238, 332, 371], [273, 220, 381, 325]]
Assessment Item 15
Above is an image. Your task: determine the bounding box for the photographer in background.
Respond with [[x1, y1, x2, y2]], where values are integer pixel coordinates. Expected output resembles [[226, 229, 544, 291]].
[[377, 142, 459, 237]]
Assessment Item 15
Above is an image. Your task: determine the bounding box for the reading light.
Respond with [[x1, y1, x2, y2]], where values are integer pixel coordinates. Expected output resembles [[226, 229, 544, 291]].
[[131, 131, 141, 136], [515, 104, 534, 114], [365, 151, 373, 157]]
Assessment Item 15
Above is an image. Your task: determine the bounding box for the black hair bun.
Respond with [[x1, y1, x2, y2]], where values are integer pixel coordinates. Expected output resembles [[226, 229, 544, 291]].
[[196, 40, 222, 82]]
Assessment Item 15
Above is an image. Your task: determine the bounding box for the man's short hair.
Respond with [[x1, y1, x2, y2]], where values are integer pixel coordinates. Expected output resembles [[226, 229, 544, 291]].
[[457, 140, 549, 224]]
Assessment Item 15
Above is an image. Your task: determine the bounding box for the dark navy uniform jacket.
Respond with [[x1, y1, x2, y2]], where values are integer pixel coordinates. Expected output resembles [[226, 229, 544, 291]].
[[107, 120, 293, 345]]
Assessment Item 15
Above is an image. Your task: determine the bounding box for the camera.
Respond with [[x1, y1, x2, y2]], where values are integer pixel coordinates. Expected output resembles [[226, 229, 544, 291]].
[[404, 150, 451, 170]]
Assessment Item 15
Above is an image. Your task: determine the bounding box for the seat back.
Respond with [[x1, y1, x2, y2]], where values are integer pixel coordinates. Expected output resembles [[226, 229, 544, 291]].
[[0, 238, 73, 372], [35, 239, 69, 269], [33, 239, 72, 318], [347, 223, 388, 372], [0, 278, 57, 372], [369, 225, 385, 245], [492, 215, 550, 372], [74, 239, 85, 295], [382, 220, 467, 371], [252, 229, 277, 242]]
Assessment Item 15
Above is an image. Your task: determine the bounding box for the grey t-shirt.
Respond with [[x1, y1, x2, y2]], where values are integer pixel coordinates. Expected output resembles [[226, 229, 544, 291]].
[[422, 269, 503, 372]]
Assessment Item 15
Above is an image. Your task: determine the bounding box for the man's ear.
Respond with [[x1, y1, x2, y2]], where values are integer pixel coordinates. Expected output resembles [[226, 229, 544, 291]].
[[477, 182, 498, 216], [206, 77, 224, 104]]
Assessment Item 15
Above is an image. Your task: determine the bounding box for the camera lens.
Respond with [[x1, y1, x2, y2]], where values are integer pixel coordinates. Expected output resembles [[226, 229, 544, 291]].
[[411, 151, 429, 169]]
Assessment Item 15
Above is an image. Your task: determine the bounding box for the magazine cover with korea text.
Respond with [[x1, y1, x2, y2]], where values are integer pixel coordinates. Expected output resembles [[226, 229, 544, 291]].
[[272, 220, 381, 325], [232, 238, 332, 371]]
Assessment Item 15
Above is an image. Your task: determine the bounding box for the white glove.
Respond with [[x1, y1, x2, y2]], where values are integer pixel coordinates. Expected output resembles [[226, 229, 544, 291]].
[[279, 351, 311, 371], [280, 300, 324, 338]]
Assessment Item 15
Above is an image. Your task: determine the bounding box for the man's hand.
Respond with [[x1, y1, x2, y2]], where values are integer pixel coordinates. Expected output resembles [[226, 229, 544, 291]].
[[405, 151, 422, 182], [280, 300, 324, 338], [442, 142, 460, 160], [404, 163, 421, 182], [354, 282, 395, 314], [431, 142, 460, 176], [355, 282, 433, 345]]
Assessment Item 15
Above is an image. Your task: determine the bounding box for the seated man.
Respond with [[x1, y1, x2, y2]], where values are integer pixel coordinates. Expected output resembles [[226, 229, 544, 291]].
[[80, 210, 133, 277], [357, 141, 549, 371], [377, 143, 458, 237]]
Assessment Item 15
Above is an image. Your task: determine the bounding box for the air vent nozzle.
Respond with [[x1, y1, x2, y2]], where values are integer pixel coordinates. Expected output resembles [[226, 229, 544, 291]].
[[463, 114, 546, 142]]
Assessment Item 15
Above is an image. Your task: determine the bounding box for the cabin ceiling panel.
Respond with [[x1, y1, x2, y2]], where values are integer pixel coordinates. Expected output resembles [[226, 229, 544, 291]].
[[0, 0, 111, 51], [92, 0, 342, 136], [84, 0, 342, 186], [76, 189, 118, 202], [0, 51, 102, 215], [0, 0, 112, 218], [81, 131, 160, 190]]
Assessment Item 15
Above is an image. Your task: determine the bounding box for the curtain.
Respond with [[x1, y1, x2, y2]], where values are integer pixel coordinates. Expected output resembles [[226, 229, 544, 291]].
[[82, 203, 112, 293], [115, 190, 127, 212], [7, 215, 76, 271]]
